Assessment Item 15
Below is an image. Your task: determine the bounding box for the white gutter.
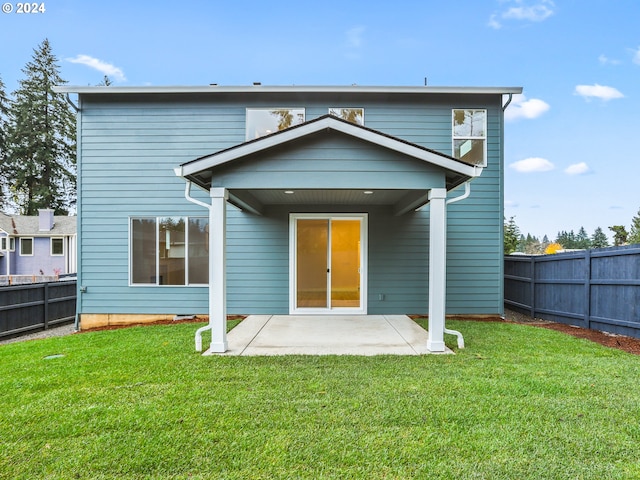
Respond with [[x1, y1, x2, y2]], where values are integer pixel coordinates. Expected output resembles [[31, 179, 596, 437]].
[[180, 179, 213, 351], [442, 181, 472, 349], [54, 85, 524, 95]]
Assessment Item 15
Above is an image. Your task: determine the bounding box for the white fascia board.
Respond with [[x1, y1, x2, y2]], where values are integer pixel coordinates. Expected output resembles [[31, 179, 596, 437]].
[[53, 85, 523, 95], [181, 116, 480, 178]]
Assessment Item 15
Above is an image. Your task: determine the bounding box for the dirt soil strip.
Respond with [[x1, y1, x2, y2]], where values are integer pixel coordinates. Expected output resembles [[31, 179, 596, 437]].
[[503, 309, 640, 356]]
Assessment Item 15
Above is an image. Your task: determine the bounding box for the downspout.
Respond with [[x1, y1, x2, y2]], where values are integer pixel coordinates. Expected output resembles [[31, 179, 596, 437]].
[[65, 93, 79, 113], [500, 93, 512, 319], [72, 95, 81, 332], [443, 181, 472, 349], [502, 93, 513, 112], [180, 179, 214, 352]]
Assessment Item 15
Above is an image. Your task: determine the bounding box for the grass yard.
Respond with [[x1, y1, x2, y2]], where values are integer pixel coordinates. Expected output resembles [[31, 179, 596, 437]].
[[1, 320, 640, 479]]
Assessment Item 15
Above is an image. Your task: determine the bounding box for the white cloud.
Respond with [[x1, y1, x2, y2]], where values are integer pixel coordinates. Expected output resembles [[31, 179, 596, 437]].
[[510, 157, 555, 173], [346, 26, 365, 48], [598, 54, 620, 66], [505, 199, 519, 208], [488, 14, 502, 29], [503, 2, 554, 22], [504, 94, 550, 121], [66, 54, 126, 82], [564, 162, 591, 175], [574, 84, 624, 101], [489, 1, 555, 27]]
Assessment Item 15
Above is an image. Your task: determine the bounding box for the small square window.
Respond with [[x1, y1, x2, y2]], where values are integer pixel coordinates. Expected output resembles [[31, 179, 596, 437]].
[[51, 238, 64, 256], [20, 237, 33, 256]]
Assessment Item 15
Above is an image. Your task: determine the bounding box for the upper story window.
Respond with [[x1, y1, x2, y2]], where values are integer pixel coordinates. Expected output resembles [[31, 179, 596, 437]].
[[1, 237, 15, 251], [51, 237, 64, 256], [246, 108, 305, 140], [328, 108, 364, 125], [452, 109, 487, 166], [20, 237, 33, 256]]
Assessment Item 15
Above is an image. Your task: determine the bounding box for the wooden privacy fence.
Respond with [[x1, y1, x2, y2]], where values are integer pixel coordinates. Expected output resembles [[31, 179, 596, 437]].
[[0, 280, 76, 339], [504, 245, 640, 338]]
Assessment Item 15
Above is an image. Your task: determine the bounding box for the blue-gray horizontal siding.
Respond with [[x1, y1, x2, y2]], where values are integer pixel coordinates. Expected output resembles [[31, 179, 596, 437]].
[[227, 205, 431, 315], [78, 93, 503, 315], [210, 132, 445, 190]]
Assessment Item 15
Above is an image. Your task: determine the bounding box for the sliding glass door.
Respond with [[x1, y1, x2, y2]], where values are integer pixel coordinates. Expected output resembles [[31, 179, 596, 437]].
[[291, 214, 367, 313]]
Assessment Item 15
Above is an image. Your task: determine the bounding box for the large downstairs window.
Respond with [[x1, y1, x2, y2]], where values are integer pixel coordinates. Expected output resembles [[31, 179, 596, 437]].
[[130, 217, 209, 285], [452, 109, 487, 166]]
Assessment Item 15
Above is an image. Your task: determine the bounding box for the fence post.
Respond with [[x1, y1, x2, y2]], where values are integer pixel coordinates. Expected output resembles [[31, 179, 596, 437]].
[[530, 256, 536, 318], [584, 250, 591, 330], [43, 282, 49, 330]]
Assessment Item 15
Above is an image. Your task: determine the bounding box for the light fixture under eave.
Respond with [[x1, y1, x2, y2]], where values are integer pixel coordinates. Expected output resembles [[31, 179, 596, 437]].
[[284, 190, 295, 194], [363, 191, 374, 195]]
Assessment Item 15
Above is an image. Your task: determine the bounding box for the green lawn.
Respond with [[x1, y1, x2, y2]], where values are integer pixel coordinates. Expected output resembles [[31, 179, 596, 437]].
[[1, 320, 639, 479]]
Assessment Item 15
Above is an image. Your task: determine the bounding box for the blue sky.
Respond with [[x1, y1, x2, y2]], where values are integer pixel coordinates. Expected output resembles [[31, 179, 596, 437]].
[[1, 0, 639, 241]]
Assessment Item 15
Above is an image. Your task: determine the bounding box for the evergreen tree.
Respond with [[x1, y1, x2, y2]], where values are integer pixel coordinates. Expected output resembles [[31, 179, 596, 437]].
[[629, 208, 640, 245], [4, 39, 76, 215], [556, 230, 575, 249], [0, 75, 11, 211], [504, 216, 520, 254], [575, 226, 591, 249], [591, 227, 609, 249], [609, 225, 628, 246]]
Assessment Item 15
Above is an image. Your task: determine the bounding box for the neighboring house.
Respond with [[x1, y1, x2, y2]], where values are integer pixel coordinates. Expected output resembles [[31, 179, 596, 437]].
[[0, 209, 77, 277], [54, 84, 521, 352]]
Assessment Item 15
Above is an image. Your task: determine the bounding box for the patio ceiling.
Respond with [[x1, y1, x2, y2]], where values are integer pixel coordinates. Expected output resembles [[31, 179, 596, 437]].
[[226, 188, 431, 216]]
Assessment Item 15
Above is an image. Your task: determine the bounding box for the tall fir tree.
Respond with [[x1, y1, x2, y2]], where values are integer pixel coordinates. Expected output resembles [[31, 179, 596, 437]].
[[629, 208, 640, 245], [0, 75, 11, 211], [591, 227, 609, 249], [5, 39, 76, 215], [575, 226, 591, 249], [503, 216, 520, 254]]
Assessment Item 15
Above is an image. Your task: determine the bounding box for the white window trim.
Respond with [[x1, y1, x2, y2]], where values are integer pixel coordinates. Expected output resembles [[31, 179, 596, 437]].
[[452, 108, 487, 167], [328, 107, 365, 125], [20, 237, 34, 256], [129, 216, 209, 287], [245, 107, 306, 141], [1, 236, 15, 251], [289, 213, 368, 315], [51, 237, 65, 256]]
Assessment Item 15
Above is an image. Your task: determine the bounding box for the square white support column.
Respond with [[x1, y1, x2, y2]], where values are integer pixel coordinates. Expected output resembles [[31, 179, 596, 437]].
[[209, 187, 228, 352], [427, 188, 447, 352]]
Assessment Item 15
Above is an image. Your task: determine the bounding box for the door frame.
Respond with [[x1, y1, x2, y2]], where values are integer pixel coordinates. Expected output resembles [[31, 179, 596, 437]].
[[289, 213, 368, 314]]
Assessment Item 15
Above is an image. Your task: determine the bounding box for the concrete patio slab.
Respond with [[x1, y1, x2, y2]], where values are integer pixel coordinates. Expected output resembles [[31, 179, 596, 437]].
[[205, 315, 453, 356]]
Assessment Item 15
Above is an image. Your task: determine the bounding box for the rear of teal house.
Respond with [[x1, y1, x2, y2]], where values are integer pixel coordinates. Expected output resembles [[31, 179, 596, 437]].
[[55, 84, 521, 352]]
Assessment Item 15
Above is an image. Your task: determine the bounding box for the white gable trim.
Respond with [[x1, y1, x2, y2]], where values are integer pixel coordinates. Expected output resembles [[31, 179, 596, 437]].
[[177, 116, 482, 180]]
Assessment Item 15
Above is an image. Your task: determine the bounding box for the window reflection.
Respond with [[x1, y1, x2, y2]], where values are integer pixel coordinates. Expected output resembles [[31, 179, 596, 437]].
[[453, 109, 486, 166], [329, 108, 364, 125], [246, 108, 305, 140], [131, 216, 209, 285]]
